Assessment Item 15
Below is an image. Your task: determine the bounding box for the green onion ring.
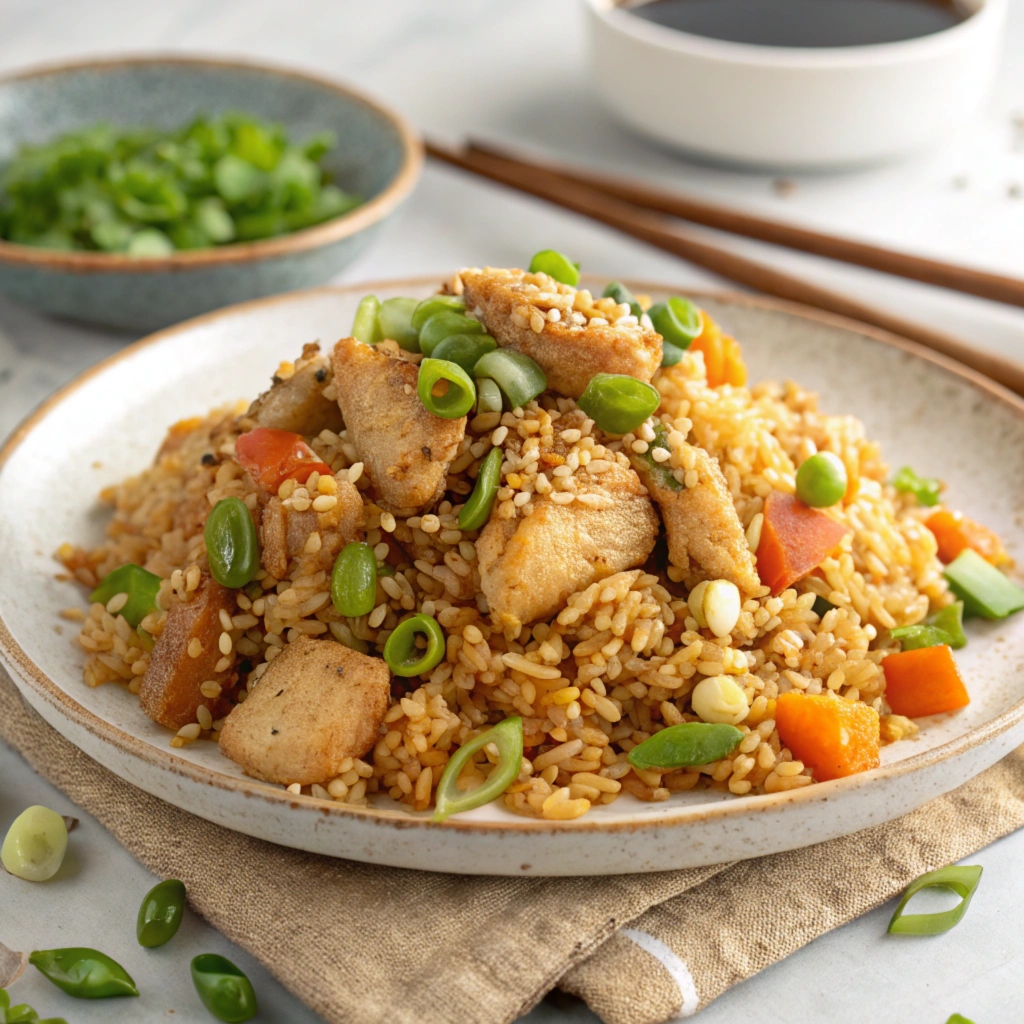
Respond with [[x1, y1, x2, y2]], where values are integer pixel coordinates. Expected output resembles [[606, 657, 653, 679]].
[[887, 864, 983, 936], [430, 333, 497, 375], [475, 376, 503, 414], [648, 296, 703, 357], [384, 613, 446, 677], [474, 349, 547, 410], [577, 372, 661, 435], [528, 249, 579, 286], [417, 358, 477, 419], [377, 297, 420, 351], [418, 310, 484, 356], [411, 294, 465, 333]]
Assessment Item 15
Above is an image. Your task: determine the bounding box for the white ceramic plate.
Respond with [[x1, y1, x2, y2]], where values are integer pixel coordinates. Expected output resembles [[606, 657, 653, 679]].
[[2, 278, 1024, 876]]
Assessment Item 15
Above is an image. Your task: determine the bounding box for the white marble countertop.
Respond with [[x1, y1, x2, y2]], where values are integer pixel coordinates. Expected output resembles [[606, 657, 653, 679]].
[[2, 1, 1024, 1021]]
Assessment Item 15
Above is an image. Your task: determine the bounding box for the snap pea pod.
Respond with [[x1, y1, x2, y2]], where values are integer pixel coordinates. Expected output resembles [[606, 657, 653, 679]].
[[205, 497, 260, 589], [433, 716, 524, 822], [331, 542, 378, 618], [29, 948, 138, 999], [384, 613, 446, 677], [458, 446, 504, 531], [191, 954, 257, 1023], [89, 563, 161, 628], [627, 722, 743, 770], [137, 878, 187, 948]]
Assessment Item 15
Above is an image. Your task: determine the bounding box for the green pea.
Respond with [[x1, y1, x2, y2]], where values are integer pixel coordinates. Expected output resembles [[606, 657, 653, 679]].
[[430, 333, 497, 375], [384, 613, 446, 677], [191, 954, 257, 1023], [627, 722, 743, 770], [137, 878, 186, 948], [376, 297, 420, 351], [29, 948, 138, 999], [205, 497, 260, 589], [331, 542, 377, 618], [410, 294, 465, 333], [418, 311, 484, 357], [458, 446, 503, 531], [1, 805, 68, 882], [89, 563, 161, 628], [528, 249, 579, 286], [795, 451, 848, 508]]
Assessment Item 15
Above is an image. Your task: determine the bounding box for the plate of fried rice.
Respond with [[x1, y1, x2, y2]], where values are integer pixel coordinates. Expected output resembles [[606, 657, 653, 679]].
[[2, 262, 1024, 876]]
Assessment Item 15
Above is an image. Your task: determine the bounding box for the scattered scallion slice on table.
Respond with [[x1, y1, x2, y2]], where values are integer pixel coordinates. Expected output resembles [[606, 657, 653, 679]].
[[430, 333, 497, 375], [89, 564, 161, 629], [432, 716, 524, 822], [602, 280, 643, 319], [330, 542, 378, 618], [458, 446, 504, 531], [943, 548, 1024, 619], [648, 296, 703, 365], [351, 295, 383, 345], [376, 297, 420, 351], [577, 372, 661, 435], [384, 613, 446, 677], [474, 349, 547, 410], [418, 358, 477, 418], [627, 722, 743, 770], [892, 465, 941, 506], [528, 249, 579, 286], [418, 310, 484, 357], [887, 864, 982, 936]]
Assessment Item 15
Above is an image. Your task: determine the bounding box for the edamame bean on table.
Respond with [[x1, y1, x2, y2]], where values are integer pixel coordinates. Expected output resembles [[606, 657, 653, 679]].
[[54, 253, 1024, 831]]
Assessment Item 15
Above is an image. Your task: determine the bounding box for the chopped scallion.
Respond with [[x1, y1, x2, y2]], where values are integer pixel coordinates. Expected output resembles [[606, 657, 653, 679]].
[[474, 349, 547, 410], [602, 280, 643, 319], [475, 376, 503, 414], [944, 549, 1024, 620], [528, 249, 579, 286], [648, 296, 703, 357], [351, 295, 382, 345], [430, 333, 497, 375], [410, 294, 465, 333], [892, 465, 941, 507], [376, 297, 420, 351], [432, 716, 523, 822], [577, 372, 661, 435], [458, 446, 503, 531], [417, 359, 476, 419], [887, 864, 982, 936], [418, 310, 484, 357]]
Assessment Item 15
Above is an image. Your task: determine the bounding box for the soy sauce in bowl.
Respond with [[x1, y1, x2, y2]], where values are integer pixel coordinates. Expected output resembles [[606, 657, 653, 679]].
[[626, 0, 970, 48]]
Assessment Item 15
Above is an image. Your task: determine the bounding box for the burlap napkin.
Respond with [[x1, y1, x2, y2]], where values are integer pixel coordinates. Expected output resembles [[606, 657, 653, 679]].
[[3, 667, 1023, 1024]]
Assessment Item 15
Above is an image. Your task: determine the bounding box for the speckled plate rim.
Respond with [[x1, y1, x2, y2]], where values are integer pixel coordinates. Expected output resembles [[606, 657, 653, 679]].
[[0, 54, 424, 273], [2, 275, 1024, 837]]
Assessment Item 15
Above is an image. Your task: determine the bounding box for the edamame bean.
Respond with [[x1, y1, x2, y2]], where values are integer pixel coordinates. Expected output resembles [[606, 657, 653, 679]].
[[205, 497, 260, 589]]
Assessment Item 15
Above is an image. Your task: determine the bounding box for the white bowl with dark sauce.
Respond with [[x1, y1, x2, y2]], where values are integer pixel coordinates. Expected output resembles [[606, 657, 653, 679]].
[[584, 0, 1006, 169]]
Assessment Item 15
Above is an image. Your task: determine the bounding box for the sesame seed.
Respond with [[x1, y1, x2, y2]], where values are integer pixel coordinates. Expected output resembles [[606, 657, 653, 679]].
[[318, 475, 338, 495], [200, 680, 222, 699], [177, 723, 201, 741], [348, 462, 364, 484], [187, 638, 203, 658], [312, 494, 338, 512], [420, 514, 441, 534], [218, 631, 232, 656], [492, 425, 509, 446], [631, 440, 649, 454], [196, 705, 214, 730], [380, 511, 397, 532], [651, 447, 671, 463], [105, 592, 129, 614]]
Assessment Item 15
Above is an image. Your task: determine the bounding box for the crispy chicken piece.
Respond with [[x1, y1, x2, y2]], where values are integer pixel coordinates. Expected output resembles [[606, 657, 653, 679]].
[[632, 441, 760, 594], [331, 337, 466, 515], [139, 577, 236, 731], [460, 267, 662, 399], [247, 343, 344, 436], [477, 463, 659, 629], [218, 636, 389, 786], [259, 478, 364, 580]]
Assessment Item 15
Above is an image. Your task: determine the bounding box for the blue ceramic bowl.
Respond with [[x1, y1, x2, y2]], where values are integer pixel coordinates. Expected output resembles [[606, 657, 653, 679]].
[[0, 56, 422, 331]]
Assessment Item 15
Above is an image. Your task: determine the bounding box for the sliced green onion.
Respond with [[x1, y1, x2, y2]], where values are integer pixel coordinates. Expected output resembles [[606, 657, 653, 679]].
[[432, 716, 523, 822], [929, 600, 967, 648], [946, 1015, 975, 1024], [418, 311, 484, 356], [529, 249, 579, 286], [603, 280, 643, 319], [377, 297, 420, 351], [577, 372, 661, 435], [944, 549, 1024, 620], [660, 340, 686, 367], [458, 446, 503, 531], [892, 465, 941, 507], [887, 864, 982, 935], [474, 349, 547, 410], [89, 564, 161, 628], [430, 333, 497, 375], [418, 358, 477, 419], [648, 297, 703, 356], [628, 722, 743, 770], [891, 601, 967, 651], [640, 422, 682, 492], [812, 596, 835, 618], [411, 294, 465, 333], [475, 376, 503, 414], [330, 542, 377, 618], [384, 613, 446, 677], [351, 295, 383, 345]]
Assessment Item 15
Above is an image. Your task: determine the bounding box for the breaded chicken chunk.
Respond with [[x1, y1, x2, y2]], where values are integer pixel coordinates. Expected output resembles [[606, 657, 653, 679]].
[[219, 636, 389, 786], [247, 342, 344, 436], [460, 267, 662, 400], [477, 463, 659, 629], [332, 338, 466, 515], [632, 436, 760, 595]]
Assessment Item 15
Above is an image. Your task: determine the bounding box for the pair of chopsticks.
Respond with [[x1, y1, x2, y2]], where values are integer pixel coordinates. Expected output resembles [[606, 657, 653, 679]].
[[425, 139, 1024, 399]]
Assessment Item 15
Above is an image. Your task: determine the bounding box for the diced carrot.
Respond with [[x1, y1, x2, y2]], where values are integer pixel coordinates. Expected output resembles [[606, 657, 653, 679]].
[[925, 509, 1008, 566], [235, 427, 332, 492], [775, 691, 880, 781], [882, 644, 969, 718], [756, 491, 849, 595], [691, 313, 747, 388]]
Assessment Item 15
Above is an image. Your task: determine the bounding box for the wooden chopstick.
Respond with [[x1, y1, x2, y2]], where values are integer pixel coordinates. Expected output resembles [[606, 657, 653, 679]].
[[467, 138, 1024, 312], [425, 139, 1024, 399]]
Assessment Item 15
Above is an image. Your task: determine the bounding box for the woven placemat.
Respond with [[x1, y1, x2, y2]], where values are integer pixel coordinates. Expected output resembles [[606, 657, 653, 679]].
[[3, 669, 1022, 1023]]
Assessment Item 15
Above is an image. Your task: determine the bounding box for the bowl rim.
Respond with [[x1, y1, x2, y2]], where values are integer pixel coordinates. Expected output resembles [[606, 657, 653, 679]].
[[0, 54, 423, 274], [585, 0, 1006, 68], [2, 275, 1024, 835]]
